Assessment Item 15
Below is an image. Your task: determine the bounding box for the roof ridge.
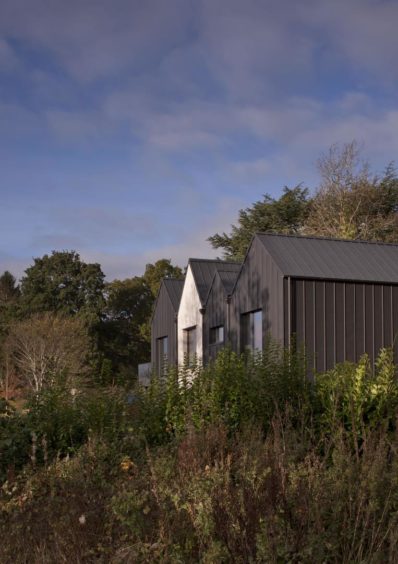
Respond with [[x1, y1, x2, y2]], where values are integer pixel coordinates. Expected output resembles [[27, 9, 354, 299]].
[[256, 232, 398, 248], [188, 258, 241, 264]]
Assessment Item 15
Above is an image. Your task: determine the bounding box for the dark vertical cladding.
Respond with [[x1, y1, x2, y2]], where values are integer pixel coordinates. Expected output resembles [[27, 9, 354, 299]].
[[291, 278, 398, 372], [151, 281, 181, 370], [151, 234, 398, 378], [230, 236, 284, 351], [203, 274, 228, 363]]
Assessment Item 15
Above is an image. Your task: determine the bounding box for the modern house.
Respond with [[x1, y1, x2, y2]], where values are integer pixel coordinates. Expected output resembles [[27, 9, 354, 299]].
[[151, 278, 184, 375], [177, 259, 241, 366], [146, 233, 398, 380], [203, 268, 240, 363], [229, 233, 398, 371]]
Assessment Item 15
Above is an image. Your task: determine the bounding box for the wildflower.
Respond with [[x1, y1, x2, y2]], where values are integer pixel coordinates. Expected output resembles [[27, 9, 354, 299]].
[[120, 456, 135, 472], [79, 514, 86, 525]]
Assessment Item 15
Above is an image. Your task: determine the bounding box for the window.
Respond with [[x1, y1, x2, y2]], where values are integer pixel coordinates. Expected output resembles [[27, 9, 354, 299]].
[[241, 310, 263, 352], [210, 325, 224, 345], [184, 326, 197, 365], [156, 336, 168, 375]]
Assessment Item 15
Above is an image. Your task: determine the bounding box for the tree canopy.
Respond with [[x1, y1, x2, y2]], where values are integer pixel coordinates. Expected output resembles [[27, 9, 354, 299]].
[[304, 142, 398, 241], [208, 186, 310, 261], [98, 259, 183, 381], [20, 251, 105, 319], [209, 142, 398, 261]]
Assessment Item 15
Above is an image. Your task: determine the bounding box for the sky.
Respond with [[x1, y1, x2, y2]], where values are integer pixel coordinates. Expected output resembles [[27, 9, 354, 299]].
[[1, 0, 398, 280]]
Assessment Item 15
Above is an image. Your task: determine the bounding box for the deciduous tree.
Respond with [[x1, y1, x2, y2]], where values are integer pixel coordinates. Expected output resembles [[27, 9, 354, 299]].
[[304, 142, 398, 241], [5, 313, 90, 393], [19, 251, 105, 320]]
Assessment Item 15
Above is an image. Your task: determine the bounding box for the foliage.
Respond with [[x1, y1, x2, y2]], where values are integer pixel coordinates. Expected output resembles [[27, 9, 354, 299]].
[[142, 259, 183, 297], [1, 341, 398, 562], [0, 271, 20, 307], [209, 142, 398, 261], [19, 250, 105, 320], [305, 141, 398, 241], [5, 313, 91, 393], [99, 259, 182, 380], [209, 185, 310, 260]]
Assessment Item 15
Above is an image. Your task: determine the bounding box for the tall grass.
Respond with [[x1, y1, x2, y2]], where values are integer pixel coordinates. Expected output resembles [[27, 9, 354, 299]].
[[1, 343, 398, 562]]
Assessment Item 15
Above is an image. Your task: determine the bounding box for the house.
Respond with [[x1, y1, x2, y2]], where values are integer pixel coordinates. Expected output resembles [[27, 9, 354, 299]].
[[229, 233, 398, 371], [147, 233, 398, 378], [203, 268, 240, 363], [177, 259, 241, 366], [151, 278, 184, 375]]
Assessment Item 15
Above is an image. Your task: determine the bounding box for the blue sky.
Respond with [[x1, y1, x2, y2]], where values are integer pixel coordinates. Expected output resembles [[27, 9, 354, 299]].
[[1, 0, 398, 280]]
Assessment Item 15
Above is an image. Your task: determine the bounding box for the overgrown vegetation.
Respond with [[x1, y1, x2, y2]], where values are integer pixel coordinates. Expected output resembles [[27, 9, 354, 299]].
[[2, 345, 398, 562], [2, 141, 398, 561]]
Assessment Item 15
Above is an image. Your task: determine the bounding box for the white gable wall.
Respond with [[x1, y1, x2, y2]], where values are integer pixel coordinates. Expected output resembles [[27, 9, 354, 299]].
[[177, 264, 203, 364]]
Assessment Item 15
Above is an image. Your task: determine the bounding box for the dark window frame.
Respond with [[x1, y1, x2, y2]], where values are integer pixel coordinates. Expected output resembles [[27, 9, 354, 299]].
[[209, 325, 225, 346], [184, 325, 197, 366], [156, 335, 169, 375], [241, 309, 263, 353]]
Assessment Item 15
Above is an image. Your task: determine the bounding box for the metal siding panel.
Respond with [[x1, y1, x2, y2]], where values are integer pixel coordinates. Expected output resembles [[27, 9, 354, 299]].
[[345, 283, 355, 362], [374, 285, 383, 359], [393, 287, 398, 364], [325, 282, 335, 369], [295, 280, 305, 347], [365, 285, 374, 366], [284, 278, 289, 346], [305, 280, 315, 369], [335, 283, 345, 363], [355, 284, 365, 360], [315, 281, 326, 372], [151, 284, 178, 369], [383, 286, 393, 348]]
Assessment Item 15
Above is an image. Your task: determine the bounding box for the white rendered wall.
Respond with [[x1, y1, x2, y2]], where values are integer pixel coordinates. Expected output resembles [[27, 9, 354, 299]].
[[177, 264, 203, 364]]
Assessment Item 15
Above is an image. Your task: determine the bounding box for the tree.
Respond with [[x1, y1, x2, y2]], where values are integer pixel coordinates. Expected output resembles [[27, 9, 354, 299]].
[[142, 259, 183, 296], [5, 313, 91, 394], [0, 271, 20, 306], [19, 251, 105, 319], [98, 259, 183, 381], [304, 142, 398, 241], [0, 272, 21, 398], [208, 186, 310, 261]]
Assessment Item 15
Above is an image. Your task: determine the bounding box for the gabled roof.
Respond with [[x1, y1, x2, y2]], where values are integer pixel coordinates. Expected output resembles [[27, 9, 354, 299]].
[[218, 269, 240, 294], [257, 233, 398, 284], [162, 278, 185, 311], [151, 278, 184, 323], [188, 259, 241, 305], [204, 267, 241, 305]]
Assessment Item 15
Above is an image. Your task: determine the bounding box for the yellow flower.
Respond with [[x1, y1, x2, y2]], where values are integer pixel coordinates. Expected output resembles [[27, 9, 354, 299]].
[[120, 456, 135, 472]]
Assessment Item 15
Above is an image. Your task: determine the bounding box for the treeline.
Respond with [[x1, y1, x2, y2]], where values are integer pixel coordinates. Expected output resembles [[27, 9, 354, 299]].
[[209, 141, 398, 260], [0, 255, 182, 398]]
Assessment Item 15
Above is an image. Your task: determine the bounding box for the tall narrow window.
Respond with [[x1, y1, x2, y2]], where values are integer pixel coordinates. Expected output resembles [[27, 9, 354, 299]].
[[210, 325, 224, 345], [241, 310, 263, 352], [156, 336, 168, 375], [184, 326, 197, 365]]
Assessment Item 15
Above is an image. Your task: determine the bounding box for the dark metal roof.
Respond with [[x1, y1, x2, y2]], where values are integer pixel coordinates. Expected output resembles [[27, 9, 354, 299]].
[[257, 233, 398, 283], [204, 268, 241, 305], [217, 269, 240, 295], [189, 259, 241, 304], [163, 278, 184, 311]]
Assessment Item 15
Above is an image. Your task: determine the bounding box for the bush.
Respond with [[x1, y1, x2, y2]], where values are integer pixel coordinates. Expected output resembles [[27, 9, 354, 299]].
[[2, 345, 398, 562]]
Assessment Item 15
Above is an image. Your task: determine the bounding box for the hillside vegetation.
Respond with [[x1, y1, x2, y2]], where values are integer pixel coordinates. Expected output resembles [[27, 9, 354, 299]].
[[2, 345, 398, 563]]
